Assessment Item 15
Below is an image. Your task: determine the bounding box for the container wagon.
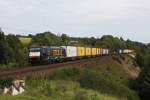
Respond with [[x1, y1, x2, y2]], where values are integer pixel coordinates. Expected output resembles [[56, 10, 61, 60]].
[[29, 45, 133, 65], [48, 46, 66, 62], [77, 47, 86, 57], [96, 48, 101, 56], [61, 46, 77, 60], [123, 49, 133, 54], [91, 48, 97, 57], [85, 47, 92, 57], [102, 49, 109, 55]]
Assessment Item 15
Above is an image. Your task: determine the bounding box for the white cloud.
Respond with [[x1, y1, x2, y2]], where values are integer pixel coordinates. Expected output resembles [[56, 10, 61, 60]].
[[61, 0, 150, 22], [0, 0, 150, 43]]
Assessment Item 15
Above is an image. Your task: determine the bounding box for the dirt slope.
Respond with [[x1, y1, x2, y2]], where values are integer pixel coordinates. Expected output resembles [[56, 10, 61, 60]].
[[73, 55, 140, 79]]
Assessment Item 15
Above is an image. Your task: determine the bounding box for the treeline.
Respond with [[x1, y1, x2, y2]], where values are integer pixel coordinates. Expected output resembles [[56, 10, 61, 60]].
[[0, 32, 28, 69], [0, 31, 149, 67], [30, 32, 146, 53]]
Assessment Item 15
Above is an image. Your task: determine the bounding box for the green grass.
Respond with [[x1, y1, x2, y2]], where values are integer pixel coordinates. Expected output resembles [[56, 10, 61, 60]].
[[0, 63, 18, 69], [19, 37, 32, 45], [0, 55, 140, 100], [49, 67, 139, 100], [0, 80, 127, 100]]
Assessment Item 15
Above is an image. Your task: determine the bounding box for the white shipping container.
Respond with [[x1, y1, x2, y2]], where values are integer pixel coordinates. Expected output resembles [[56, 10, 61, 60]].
[[128, 50, 133, 53], [61, 46, 77, 57], [123, 49, 133, 53], [102, 49, 106, 54], [123, 49, 129, 53], [103, 49, 109, 54], [106, 49, 109, 54]]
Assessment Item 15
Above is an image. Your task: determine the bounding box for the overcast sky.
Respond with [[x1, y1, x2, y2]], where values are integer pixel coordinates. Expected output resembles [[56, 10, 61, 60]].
[[0, 0, 150, 43]]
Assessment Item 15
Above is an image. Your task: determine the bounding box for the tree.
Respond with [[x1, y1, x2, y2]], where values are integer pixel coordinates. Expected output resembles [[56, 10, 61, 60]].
[[6, 34, 28, 66], [136, 66, 150, 100], [136, 53, 144, 67], [61, 34, 70, 45], [134, 47, 150, 100], [0, 32, 12, 64], [32, 32, 62, 45]]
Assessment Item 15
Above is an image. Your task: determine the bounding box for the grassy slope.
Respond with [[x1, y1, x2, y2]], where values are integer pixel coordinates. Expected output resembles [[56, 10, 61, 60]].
[[58, 55, 140, 80], [0, 55, 140, 100], [0, 80, 126, 100], [19, 37, 32, 45]]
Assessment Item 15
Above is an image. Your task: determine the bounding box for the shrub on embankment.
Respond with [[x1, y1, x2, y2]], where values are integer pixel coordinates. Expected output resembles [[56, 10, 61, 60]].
[[0, 67, 140, 100], [49, 67, 139, 100], [0, 79, 126, 100]]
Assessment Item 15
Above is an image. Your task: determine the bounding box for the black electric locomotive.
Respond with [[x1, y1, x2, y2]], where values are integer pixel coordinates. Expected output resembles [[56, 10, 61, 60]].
[[29, 46, 66, 64]]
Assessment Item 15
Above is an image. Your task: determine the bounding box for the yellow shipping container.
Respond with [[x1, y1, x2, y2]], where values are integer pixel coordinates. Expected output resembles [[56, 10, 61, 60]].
[[100, 48, 103, 55], [92, 48, 97, 55], [99, 48, 102, 54], [85, 47, 91, 56], [77, 47, 85, 56], [96, 48, 100, 55]]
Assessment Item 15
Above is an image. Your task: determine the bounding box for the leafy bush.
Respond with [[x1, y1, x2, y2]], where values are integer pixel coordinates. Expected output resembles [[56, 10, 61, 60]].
[[48, 67, 139, 100], [0, 67, 139, 100], [78, 68, 139, 100], [0, 77, 14, 88], [49, 67, 80, 80], [0, 33, 28, 69], [0, 63, 18, 69], [75, 90, 88, 100]]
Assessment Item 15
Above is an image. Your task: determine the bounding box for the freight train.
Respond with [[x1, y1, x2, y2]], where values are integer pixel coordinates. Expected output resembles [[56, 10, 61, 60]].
[[29, 46, 133, 64]]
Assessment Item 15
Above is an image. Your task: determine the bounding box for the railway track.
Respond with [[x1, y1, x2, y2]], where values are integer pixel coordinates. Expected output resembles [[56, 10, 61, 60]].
[[0, 54, 127, 78]]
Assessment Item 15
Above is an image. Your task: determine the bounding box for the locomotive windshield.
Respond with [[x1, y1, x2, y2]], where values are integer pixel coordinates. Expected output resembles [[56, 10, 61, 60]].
[[30, 48, 41, 52]]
